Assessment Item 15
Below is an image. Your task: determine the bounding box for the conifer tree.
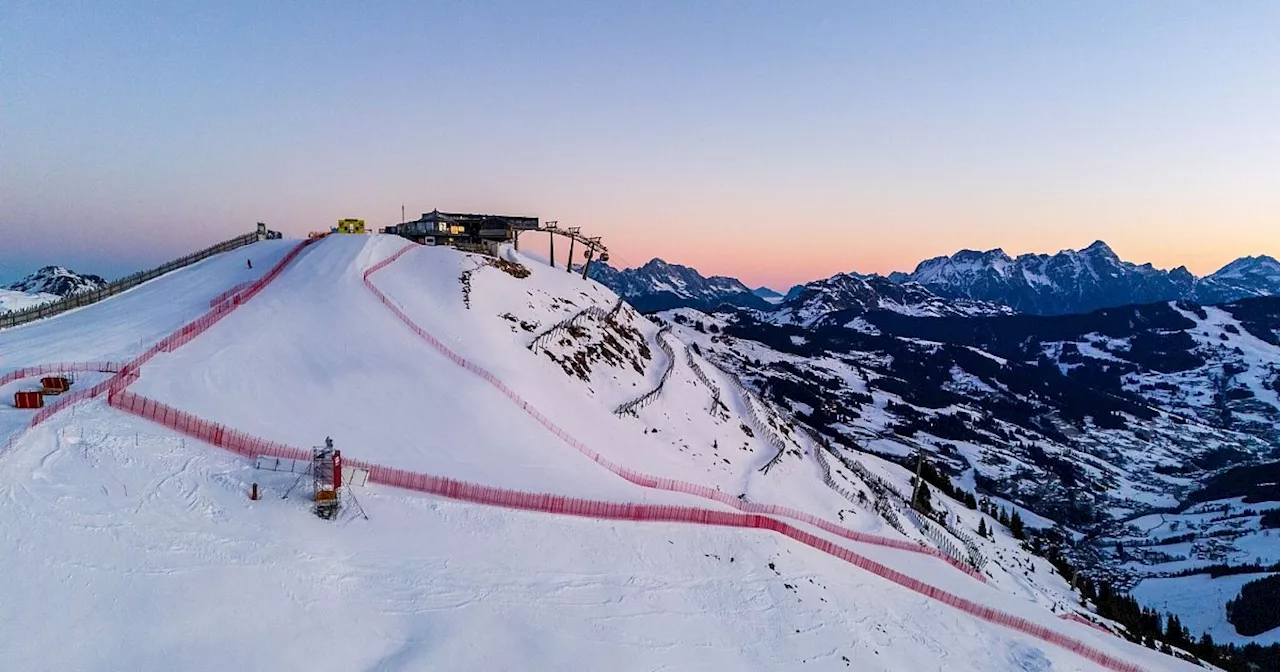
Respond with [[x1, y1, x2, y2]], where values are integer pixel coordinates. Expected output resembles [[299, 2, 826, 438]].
[[1009, 510, 1026, 540]]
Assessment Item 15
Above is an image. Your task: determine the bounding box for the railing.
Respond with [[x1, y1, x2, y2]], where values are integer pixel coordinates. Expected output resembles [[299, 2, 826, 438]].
[[944, 517, 988, 571], [705, 356, 789, 474], [1060, 612, 1113, 634], [901, 506, 972, 571], [790, 420, 904, 533], [683, 345, 722, 414], [528, 297, 625, 355], [528, 305, 608, 353], [837, 451, 910, 535], [614, 325, 674, 416], [605, 297, 625, 320], [839, 451, 986, 571], [1, 230, 265, 329]]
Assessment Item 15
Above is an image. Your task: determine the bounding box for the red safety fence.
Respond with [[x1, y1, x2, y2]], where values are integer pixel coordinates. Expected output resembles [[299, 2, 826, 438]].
[[0, 362, 124, 388], [127, 237, 316, 366], [209, 281, 252, 308], [109, 390, 310, 461], [361, 245, 986, 582], [4, 239, 318, 444], [1, 361, 126, 456], [105, 387, 1145, 672]]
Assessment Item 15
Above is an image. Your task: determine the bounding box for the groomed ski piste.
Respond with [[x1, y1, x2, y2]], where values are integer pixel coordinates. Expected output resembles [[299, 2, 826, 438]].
[[0, 234, 1202, 671]]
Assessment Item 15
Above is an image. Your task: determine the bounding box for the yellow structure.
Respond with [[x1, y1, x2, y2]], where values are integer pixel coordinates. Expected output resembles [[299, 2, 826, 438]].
[[335, 218, 366, 234]]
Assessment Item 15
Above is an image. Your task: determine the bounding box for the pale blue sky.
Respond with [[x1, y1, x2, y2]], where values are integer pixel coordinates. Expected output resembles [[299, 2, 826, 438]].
[[3, 2, 1278, 287]]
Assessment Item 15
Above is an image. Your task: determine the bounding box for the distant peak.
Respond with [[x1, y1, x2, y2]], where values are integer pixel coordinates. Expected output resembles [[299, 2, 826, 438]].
[[1210, 254, 1280, 279], [1082, 240, 1117, 256], [7, 265, 108, 297], [640, 257, 689, 273], [950, 247, 1011, 262]]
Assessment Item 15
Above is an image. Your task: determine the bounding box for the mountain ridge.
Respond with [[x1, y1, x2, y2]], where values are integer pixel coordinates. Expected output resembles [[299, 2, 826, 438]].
[[590, 242, 1280, 321], [895, 242, 1280, 315]]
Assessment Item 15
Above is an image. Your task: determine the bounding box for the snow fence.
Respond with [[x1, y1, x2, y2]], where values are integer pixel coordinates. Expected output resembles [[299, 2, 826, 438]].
[[614, 325, 675, 416], [0, 361, 124, 388], [105, 387, 1145, 672], [704, 355, 791, 474], [363, 244, 985, 581], [1, 362, 125, 455], [682, 344, 723, 414], [1, 238, 319, 458], [0, 230, 263, 330], [527, 303, 610, 353]]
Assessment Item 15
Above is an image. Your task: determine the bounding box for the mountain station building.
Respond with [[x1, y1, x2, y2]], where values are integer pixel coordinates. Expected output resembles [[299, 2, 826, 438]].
[[384, 210, 540, 247]]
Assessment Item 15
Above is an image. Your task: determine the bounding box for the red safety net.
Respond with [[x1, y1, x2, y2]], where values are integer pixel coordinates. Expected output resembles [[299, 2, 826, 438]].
[[209, 281, 253, 309], [105, 387, 1145, 672], [2, 239, 317, 449], [0, 362, 124, 388]]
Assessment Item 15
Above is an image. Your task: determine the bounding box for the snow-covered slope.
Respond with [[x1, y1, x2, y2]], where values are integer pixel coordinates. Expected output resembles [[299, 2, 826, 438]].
[[0, 288, 59, 313], [0, 240, 296, 367], [0, 234, 1203, 670], [1134, 570, 1280, 646]]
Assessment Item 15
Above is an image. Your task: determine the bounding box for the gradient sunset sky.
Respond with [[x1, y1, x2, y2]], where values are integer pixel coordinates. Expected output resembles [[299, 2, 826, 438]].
[[3, 2, 1278, 289]]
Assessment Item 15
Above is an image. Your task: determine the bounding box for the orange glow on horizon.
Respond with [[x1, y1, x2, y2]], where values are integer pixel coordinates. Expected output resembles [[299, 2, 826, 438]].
[[564, 212, 1280, 291]]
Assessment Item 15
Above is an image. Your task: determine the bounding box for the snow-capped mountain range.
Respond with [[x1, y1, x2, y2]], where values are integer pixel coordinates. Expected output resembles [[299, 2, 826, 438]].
[[587, 258, 772, 312], [895, 241, 1280, 315], [768, 272, 1012, 326], [592, 242, 1280, 322], [0, 266, 109, 313]]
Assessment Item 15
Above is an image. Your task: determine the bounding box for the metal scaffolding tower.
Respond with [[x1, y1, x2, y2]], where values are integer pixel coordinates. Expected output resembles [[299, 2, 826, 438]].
[[313, 437, 342, 520]]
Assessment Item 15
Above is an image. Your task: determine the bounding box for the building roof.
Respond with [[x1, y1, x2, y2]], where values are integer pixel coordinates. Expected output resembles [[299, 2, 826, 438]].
[[407, 209, 539, 230]]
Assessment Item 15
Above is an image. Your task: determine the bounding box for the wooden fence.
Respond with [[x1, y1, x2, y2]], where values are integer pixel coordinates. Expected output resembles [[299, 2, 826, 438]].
[[0, 231, 262, 330]]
